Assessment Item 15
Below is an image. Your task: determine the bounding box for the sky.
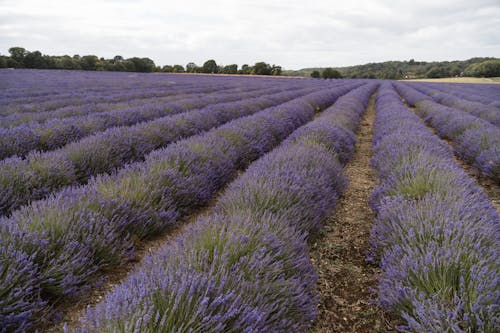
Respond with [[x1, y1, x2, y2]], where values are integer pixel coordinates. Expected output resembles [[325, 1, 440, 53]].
[[0, 0, 499, 69]]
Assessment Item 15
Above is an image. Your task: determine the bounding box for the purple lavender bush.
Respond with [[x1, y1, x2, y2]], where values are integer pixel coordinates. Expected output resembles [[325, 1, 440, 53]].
[[0, 86, 325, 216], [0, 69, 314, 116], [0, 239, 45, 333], [400, 82, 500, 126], [0, 85, 278, 160], [0, 83, 248, 127], [369, 82, 500, 332], [0, 84, 355, 332], [396, 83, 500, 183], [69, 83, 378, 333]]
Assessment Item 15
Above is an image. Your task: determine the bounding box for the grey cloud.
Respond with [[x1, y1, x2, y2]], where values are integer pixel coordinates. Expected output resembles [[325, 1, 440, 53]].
[[0, 0, 498, 68]]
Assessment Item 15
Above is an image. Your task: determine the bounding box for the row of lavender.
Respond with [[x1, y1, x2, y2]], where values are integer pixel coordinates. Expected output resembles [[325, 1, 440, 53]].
[[0, 83, 257, 127], [1, 71, 334, 118], [0, 84, 347, 216], [0, 80, 226, 118], [0, 84, 306, 160], [369, 83, 499, 332], [400, 82, 500, 126], [1, 78, 321, 127], [413, 81, 500, 108], [0, 84, 355, 332], [0, 70, 293, 113], [67, 83, 378, 333], [1, 72, 215, 114], [395, 83, 500, 183]]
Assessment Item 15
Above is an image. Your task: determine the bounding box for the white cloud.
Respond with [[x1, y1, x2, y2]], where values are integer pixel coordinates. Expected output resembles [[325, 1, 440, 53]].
[[0, 0, 498, 68]]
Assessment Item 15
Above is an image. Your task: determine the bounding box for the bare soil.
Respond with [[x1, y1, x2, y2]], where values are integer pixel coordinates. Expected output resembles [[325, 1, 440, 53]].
[[310, 94, 399, 332]]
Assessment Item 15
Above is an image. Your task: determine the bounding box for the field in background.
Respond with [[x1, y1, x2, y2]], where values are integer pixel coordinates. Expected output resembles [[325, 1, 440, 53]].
[[402, 76, 500, 84]]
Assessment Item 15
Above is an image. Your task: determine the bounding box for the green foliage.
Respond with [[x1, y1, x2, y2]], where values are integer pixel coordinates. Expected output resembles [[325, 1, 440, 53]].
[[172, 64, 185, 73], [2, 46, 158, 73], [239, 64, 251, 74], [79, 55, 99, 70], [185, 62, 198, 73], [202, 59, 218, 73], [282, 57, 499, 79], [271, 64, 282, 75], [321, 67, 342, 79], [252, 62, 271, 75], [310, 70, 320, 78], [23, 51, 46, 69], [128, 57, 156, 73], [6, 57, 22, 68], [426, 66, 450, 78], [58, 56, 81, 70], [222, 64, 238, 74], [464, 59, 500, 77], [8, 47, 27, 64], [161, 65, 173, 72]]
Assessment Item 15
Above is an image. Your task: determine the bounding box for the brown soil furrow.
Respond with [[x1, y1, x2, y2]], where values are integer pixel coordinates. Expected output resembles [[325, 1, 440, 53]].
[[310, 94, 398, 332]]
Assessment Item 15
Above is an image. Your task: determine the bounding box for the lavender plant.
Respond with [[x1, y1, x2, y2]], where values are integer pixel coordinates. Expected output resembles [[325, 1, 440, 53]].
[[396, 83, 500, 183], [400, 82, 500, 126], [69, 83, 378, 333], [369, 82, 500, 332], [0, 84, 355, 331], [0, 86, 332, 216], [0, 85, 297, 160]]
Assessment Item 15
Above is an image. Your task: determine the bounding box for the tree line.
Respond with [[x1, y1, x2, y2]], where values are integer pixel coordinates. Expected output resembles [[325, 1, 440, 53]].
[[2, 47, 498, 79], [286, 58, 500, 79], [1, 47, 157, 72], [0, 47, 283, 76], [167, 60, 282, 75]]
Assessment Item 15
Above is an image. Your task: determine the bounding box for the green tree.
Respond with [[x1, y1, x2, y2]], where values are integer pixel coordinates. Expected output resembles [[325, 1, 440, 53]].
[[6, 58, 22, 68], [80, 55, 99, 70], [239, 64, 251, 74], [186, 62, 198, 73], [162, 65, 174, 72], [464, 59, 500, 77], [271, 65, 282, 76], [425, 66, 449, 78], [222, 64, 238, 74], [128, 57, 156, 72], [8, 47, 27, 66], [322, 68, 342, 79], [122, 60, 136, 72], [310, 70, 321, 78], [172, 64, 185, 73], [202, 59, 218, 73], [252, 62, 271, 75], [24, 51, 46, 68]]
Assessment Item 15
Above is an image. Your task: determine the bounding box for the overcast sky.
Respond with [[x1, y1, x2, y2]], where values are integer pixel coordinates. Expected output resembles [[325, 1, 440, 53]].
[[0, 0, 499, 69]]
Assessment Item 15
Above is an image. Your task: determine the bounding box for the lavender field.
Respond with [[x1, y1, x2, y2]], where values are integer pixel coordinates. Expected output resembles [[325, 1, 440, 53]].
[[0, 69, 499, 333]]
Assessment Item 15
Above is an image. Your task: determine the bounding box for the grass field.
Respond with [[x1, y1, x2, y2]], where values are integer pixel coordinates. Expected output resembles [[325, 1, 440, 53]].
[[402, 76, 500, 84]]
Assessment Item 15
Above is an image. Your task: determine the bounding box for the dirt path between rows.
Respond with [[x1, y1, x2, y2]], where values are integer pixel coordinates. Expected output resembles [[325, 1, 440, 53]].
[[310, 94, 398, 332]]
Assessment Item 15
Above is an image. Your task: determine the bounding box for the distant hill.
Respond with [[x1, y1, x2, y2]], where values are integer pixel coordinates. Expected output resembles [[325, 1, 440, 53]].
[[283, 57, 500, 79]]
